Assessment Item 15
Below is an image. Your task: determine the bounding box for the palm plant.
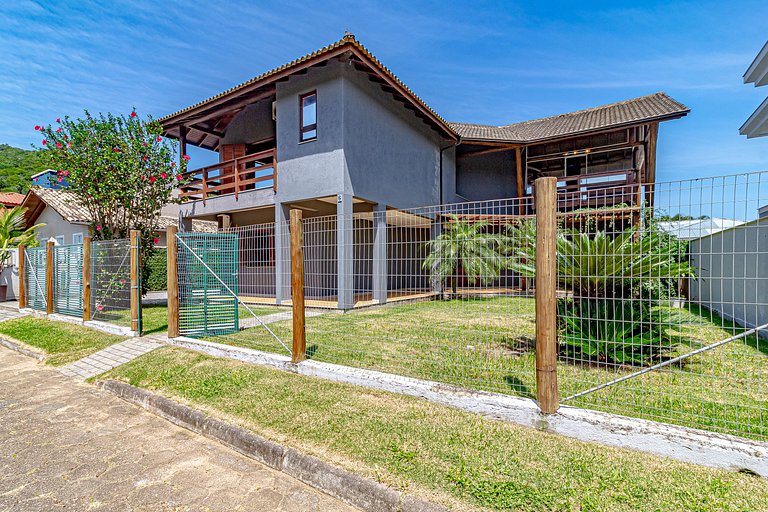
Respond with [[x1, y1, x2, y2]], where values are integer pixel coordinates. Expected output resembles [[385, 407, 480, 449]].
[[0, 206, 44, 274], [422, 216, 508, 296], [507, 220, 694, 365]]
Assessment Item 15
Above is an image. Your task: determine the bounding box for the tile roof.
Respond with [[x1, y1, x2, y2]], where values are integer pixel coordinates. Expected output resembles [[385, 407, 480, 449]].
[[450, 92, 690, 143], [0, 192, 25, 207], [160, 33, 456, 140], [26, 188, 217, 233]]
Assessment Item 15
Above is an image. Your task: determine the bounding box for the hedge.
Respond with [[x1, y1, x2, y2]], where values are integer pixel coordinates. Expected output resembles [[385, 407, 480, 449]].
[[144, 248, 167, 291]]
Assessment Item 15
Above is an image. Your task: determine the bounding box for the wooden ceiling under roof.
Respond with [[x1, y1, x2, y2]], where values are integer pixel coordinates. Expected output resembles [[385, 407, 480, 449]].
[[160, 36, 458, 152]]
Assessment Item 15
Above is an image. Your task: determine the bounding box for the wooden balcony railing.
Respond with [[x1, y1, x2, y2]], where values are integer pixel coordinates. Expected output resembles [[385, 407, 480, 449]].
[[179, 149, 276, 203], [531, 169, 641, 211]]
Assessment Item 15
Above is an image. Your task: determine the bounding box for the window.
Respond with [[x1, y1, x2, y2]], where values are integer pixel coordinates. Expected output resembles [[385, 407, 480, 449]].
[[73, 233, 84, 245], [54, 236, 64, 246], [299, 91, 317, 142]]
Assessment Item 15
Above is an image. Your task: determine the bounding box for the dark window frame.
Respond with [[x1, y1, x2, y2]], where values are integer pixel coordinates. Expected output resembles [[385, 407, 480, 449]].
[[299, 90, 317, 142]]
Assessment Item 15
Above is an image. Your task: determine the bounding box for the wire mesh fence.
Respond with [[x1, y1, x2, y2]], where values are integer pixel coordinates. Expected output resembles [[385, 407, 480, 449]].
[[170, 171, 768, 441], [24, 246, 47, 311], [90, 238, 133, 326], [554, 173, 768, 440]]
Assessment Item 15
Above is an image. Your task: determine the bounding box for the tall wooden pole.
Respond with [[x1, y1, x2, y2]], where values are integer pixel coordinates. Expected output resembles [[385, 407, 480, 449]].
[[515, 147, 524, 198], [45, 240, 54, 314], [130, 229, 141, 335], [290, 209, 306, 363], [534, 177, 559, 414], [82, 237, 91, 321], [17, 245, 26, 309], [166, 226, 179, 338]]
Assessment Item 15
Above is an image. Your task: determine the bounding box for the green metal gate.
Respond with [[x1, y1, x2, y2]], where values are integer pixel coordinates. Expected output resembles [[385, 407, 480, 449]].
[[24, 247, 47, 311], [177, 232, 239, 337], [54, 244, 83, 317]]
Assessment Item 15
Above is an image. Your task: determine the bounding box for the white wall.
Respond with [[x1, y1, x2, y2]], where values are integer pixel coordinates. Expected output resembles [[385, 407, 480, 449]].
[[0, 249, 20, 301]]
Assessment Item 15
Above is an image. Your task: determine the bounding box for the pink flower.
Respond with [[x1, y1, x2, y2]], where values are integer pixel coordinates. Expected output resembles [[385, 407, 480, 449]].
[[56, 142, 62, 148], [130, 111, 137, 118], [176, 174, 183, 181], [34, 125, 40, 130], [149, 176, 156, 184], [183, 154, 191, 161], [113, 147, 120, 152], [119, 279, 125, 285], [96, 225, 102, 232], [160, 172, 167, 179], [142, 156, 148, 161], [58, 177, 63, 183], [56, 117, 60, 123], [41, 139, 47, 145], [142, 142, 148, 147], [63, 170, 70, 177], [156, 136, 162, 142], [153, 237, 159, 244], [96, 304, 104, 311], [171, 162, 176, 167], [64, 135, 68, 140], [55, 127, 62, 133], [67, 142, 72, 148]]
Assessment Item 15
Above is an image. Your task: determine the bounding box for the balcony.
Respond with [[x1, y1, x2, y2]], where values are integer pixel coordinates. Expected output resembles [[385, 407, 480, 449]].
[[180, 149, 276, 204]]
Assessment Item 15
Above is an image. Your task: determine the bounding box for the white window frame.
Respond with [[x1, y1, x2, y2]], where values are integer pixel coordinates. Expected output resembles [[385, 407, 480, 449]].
[[72, 232, 84, 245], [54, 236, 65, 246]]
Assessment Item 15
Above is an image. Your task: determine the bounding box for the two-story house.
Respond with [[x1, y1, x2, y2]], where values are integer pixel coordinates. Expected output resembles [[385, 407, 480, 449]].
[[160, 33, 689, 308]]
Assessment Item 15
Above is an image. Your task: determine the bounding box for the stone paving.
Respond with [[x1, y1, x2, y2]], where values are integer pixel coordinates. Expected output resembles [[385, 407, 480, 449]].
[[0, 347, 357, 512], [59, 335, 167, 380]]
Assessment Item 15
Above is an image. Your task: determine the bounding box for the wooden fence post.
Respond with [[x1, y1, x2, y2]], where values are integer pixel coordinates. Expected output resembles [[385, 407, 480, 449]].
[[18, 245, 26, 309], [130, 229, 141, 335], [46, 240, 54, 314], [167, 226, 179, 338], [82, 237, 91, 321], [535, 177, 559, 414], [290, 209, 306, 363]]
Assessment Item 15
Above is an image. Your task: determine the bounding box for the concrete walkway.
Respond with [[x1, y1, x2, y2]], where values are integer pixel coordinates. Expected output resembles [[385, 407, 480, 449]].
[[59, 335, 166, 380], [0, 347, 357, 511]]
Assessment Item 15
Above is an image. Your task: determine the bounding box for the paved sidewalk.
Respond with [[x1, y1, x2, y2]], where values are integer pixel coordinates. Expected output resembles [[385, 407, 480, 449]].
[[0, 347, 357, 511], [59, 335, 166, 380]]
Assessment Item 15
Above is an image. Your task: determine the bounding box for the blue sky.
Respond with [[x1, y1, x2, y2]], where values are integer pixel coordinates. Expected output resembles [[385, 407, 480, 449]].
[[1, 0, 767, 182]]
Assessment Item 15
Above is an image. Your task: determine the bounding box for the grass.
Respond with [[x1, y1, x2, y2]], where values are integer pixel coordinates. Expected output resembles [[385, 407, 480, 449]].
[[102, 304, 284, 335], [103, 346, 768, 512], [0, 316, 126, 365], [203, 297, 768, 440]]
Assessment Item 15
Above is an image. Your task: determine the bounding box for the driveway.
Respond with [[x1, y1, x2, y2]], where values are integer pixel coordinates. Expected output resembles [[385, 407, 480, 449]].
[[0, 347, 357, 511]]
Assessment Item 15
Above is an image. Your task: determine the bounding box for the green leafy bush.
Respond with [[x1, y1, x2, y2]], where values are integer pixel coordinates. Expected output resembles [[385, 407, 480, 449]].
[[144, 248, 167, 291]]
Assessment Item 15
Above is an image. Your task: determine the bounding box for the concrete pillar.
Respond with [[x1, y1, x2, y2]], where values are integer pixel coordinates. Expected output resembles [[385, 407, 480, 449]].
[[430, 216, 444, 294], [179, 216, 193, 232], [275, 204, 291, 305], [337, 193, 354, 309], [372, 203, 387, 304]]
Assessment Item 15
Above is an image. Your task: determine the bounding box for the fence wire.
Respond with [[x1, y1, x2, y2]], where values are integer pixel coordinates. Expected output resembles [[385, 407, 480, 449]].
[[90, 238, 133, 326], [555, 172, 768, 440], [53, 244, 83, 317]]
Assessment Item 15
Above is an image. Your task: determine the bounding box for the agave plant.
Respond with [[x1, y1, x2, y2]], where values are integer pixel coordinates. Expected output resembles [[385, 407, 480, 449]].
[[422, 215, 508, 295], [0, 206, 44, 274]]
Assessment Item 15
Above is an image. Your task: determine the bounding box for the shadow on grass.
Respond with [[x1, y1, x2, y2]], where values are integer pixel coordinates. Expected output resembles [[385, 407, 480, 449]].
[[504, 375, 534, 399]]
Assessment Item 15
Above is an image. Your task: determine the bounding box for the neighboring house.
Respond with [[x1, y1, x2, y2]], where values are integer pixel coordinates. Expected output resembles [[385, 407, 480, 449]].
[[658, 218, 745, 241], [158, 33, 690, 308], [20, 173, 215, 246], [0, 192, 24, 209], [741, 40, 768, 138]]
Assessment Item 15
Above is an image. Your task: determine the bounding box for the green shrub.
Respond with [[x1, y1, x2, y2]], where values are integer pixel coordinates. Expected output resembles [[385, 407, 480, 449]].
[[144, 248, 167, 291]]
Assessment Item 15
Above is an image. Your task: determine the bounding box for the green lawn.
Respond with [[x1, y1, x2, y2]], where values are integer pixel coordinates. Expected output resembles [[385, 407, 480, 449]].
[[204, 297, 768, 440], [103, 346, 768, 512], [0, 317, 126, 365]]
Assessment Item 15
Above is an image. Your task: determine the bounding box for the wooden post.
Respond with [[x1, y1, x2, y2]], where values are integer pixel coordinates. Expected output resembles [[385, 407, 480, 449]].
[[130, 229, 141, 335], [166, 226, 179, 338], [82, 237, 91, 321], [45, 240, 54, 314], [18, 245, 26, 309], [534, 177, 559, 414], [515, 147, 524, 198], [290, 209, 306, 363]]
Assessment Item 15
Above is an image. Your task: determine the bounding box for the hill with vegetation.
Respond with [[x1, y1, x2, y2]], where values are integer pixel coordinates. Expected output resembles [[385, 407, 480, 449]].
[[0, 144, 43, 193]]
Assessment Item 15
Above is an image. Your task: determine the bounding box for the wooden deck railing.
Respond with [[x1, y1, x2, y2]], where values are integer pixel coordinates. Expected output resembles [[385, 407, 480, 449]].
[[179, 149, 276, 203], [531, 169, 640, 211]]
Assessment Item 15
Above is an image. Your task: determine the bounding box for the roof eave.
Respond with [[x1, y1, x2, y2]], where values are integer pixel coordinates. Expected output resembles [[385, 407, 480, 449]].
[[744, 40, 768, 85]]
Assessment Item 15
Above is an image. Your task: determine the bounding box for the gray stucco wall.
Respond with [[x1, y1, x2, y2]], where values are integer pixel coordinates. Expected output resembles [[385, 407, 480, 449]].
[[221, 100, 275, 145], [35, 207, 88, 245], [456, 151, 518, 201], [689, 218, 768, 336]]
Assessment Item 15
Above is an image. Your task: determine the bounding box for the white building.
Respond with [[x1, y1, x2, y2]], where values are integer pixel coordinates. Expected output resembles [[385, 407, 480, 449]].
[[740, 40, 768, 138]]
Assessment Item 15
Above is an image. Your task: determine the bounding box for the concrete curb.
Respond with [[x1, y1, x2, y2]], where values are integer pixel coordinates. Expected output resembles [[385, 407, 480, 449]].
[[98, 379, 449, 512], [0, 334, 46, 361], [21, 309, 138, 337]]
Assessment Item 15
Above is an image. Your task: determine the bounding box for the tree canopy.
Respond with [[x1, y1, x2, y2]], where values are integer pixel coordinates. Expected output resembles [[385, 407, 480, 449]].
[[0, 144, 43, 193]]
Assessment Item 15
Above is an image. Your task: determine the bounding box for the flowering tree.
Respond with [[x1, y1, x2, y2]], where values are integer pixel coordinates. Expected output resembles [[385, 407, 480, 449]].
[[35, 110, 189, 241]]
